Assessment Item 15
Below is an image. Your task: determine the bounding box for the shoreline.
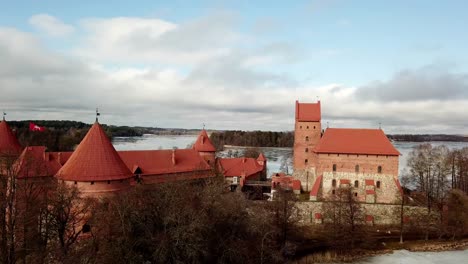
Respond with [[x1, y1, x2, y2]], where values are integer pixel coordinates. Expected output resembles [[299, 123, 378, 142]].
[[295, 239, 468, 263]]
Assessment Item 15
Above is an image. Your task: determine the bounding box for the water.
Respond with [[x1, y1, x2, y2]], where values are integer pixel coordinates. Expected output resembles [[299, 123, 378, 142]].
[[113, 135, 468, 176], [357, 249, 468, 264]]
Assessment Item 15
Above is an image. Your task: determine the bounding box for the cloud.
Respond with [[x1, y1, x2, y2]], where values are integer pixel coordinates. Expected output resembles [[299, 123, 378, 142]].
[[29, 14, 75, 37], [356, 64, 468, 102], [2, 15, 468, 134], [75, 13, 241, 65]]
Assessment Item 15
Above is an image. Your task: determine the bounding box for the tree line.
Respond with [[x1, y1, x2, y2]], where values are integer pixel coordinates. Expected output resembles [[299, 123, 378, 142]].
[[7, 121, 147, 151], [209, 131, 294, 150]]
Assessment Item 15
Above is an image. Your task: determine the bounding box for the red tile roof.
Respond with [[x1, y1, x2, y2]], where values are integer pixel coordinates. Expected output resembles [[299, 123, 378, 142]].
[[193, 129, 216, 152], [310, 175, 322, 197], [219, 157, 264, 178], [49, 152, 73, 166], [365, 179, 375, 186], [257, 152, 266, 162], [314, 128, 401, 156], [118, 149, 211, 175], [14, 146, 63, 178], [0, 119, 22, 155], [295, 100, 321, 122], [292, 180, 301, 191], [340, 179, 350, 184], [56, 122, 133, 182]]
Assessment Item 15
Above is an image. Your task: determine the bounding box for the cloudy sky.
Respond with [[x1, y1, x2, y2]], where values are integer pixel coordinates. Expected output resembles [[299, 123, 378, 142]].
[[1, 0, 467, 134]]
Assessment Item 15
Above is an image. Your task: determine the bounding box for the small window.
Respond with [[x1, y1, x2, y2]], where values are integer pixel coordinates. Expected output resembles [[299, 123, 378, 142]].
[[376, 181, 381, 188], [355, 165, 360, 173], [107, 180, 111, 184], [305, 148, 308, 153], [332, 179, 336, 187], [305, 136, 309, 141], [354, 192, 358, 197], [300, 126, 302, 129], [307, 126, 309, 129], [378, 166, 382, 174], [314, 126, 316, 129], [305, 159, 308, 165], [74, 181, 77, 185], [91, 181, 94, 185], [332, 164, 337, 172], [332, 190, 336, 195], [82, 224, 91, 233], [207, 160, 210, 164], [354, 180, 359, 188]]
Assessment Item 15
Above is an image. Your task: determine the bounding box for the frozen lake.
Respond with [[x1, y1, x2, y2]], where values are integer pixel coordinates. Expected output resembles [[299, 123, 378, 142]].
[[113, 134, 468, 176], [357, 249, 468, 264]]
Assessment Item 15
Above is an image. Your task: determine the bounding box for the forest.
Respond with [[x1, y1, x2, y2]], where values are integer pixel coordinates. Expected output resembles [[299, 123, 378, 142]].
[[209, 130, 294, 150]]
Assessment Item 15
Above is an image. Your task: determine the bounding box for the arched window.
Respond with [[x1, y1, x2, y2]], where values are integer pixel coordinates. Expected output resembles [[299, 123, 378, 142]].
[[332, 190, 336, 195], [355, 165, 360, 173], [332, 179, 336, 187], [314, 126, 316, 129], [378, 166, 382, 174], [332, 164, 337, 172], [305, 159, 308, 165], [305, 136, 309, 141], [376, 181, 381, 188], [354, 192, 358, 197], [305, 148, 308, 153], [354, 180, 359, 188]]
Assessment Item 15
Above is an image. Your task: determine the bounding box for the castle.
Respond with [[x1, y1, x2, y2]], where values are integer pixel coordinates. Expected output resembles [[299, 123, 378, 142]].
[[1, 101, 403, 209], [293, 100, 403, 205], [0, 115, 266, 197]]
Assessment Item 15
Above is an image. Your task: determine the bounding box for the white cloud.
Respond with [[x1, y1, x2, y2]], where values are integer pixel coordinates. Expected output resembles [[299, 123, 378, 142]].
[[75, 14, 240, 65], [1, 15, 468, 134], [29, 14, 75, 37]]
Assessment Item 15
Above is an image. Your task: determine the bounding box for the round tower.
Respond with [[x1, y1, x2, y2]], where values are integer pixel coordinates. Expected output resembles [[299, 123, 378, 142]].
[[193, 129, 216, 166], [56, 121, 133, 197]]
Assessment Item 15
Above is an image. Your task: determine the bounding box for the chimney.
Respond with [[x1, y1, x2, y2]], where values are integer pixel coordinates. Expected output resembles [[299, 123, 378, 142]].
[[172, 149, 176, 165]]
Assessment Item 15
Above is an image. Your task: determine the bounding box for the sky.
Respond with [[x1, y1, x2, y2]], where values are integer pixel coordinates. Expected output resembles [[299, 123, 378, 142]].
[[0, 0, 467, 134]]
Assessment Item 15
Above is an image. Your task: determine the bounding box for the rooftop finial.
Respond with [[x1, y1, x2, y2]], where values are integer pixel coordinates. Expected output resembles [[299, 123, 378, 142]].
[[96, 108, 100, 122], [327, 121, 329, 128], [2, 111, 5, 121], [379, 122, 381, 129], [202, 123, 205, 130]]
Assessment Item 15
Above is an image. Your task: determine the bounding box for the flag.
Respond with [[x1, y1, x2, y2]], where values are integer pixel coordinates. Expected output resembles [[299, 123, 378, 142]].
[[29, 122, 46, 132]]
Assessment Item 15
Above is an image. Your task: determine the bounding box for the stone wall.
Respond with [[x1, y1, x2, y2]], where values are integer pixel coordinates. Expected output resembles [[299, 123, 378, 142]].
[[63, 179, 132, 198], [296, 201, 428, 226], [293, 168, 317, 192], [321, 171, 401, 204]]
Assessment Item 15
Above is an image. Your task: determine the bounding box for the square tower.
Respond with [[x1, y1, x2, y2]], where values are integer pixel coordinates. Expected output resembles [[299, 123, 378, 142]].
[[293, 100, 322, 172]]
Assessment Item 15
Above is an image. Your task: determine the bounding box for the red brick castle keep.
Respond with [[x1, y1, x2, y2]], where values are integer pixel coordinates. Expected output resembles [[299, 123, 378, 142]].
[[293, 101, 403, 204]]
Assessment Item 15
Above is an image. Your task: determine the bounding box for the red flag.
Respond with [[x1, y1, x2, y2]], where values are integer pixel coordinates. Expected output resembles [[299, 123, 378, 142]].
[[29, 122, 46, 132]]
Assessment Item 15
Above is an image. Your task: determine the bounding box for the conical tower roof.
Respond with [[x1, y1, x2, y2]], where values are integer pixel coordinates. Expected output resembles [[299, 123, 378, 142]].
[[257, 153, 266, 162], [193, 129, 216, 152], [56, 122, 132, 181], [0, 118, 22, 155]]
